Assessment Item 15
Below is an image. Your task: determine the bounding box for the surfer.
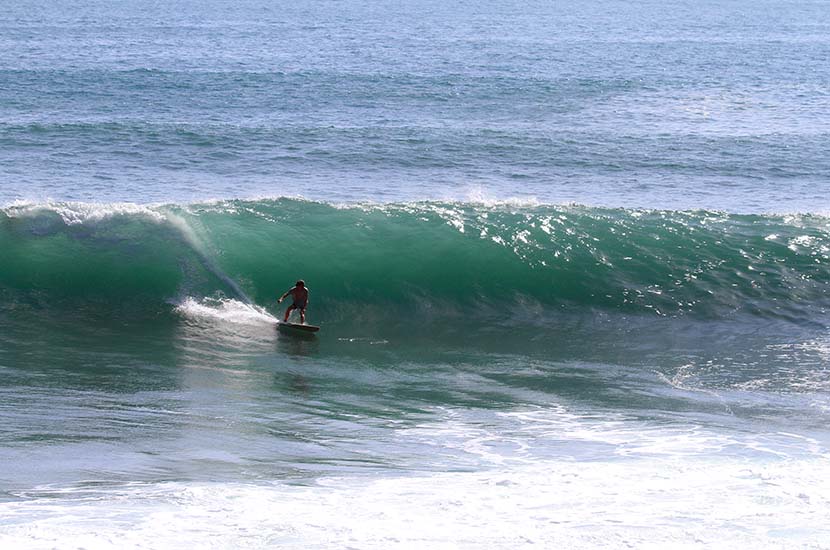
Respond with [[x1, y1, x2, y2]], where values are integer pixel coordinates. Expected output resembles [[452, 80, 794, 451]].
[[278, 280, 309, 324]]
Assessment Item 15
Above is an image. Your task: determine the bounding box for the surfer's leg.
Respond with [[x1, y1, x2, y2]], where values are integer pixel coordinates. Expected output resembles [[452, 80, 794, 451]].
[[299, 308, 306, 324], [284, 305, 295, 322]]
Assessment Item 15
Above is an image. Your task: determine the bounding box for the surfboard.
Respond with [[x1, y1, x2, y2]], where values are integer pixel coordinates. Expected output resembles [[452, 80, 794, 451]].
[[277, 321, 320, 333]]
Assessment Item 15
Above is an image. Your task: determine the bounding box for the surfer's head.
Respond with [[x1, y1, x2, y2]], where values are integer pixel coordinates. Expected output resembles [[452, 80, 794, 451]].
[[296, 280, 305, 288]]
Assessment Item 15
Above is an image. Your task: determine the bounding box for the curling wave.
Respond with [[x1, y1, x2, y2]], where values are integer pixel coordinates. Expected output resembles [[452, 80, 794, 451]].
[[1, 198, 828, 325]]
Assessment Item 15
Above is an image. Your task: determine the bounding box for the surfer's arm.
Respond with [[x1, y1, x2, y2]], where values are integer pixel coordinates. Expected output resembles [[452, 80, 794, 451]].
[[277, 289, 291, 303]]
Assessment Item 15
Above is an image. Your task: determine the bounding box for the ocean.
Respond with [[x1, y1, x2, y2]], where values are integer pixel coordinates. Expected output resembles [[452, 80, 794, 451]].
[[1, 0, 830, 547]]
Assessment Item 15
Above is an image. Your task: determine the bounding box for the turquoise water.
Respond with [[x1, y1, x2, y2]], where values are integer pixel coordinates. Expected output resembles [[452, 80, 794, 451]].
[[2, 1, 830, 548]]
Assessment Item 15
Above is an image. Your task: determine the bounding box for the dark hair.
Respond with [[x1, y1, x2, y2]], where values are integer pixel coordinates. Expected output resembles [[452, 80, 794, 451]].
[[296, 280, 305, 287]]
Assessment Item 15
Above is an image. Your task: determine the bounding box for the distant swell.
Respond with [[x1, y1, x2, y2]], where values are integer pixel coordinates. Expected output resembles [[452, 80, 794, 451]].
[[1, 199, 829, 325]]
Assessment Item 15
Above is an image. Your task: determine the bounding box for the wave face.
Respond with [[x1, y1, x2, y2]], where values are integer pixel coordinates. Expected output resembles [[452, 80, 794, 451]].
[[1, 199, 829, 325]]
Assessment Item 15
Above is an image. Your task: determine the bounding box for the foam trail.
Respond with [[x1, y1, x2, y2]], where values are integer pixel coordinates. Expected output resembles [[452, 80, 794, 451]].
[[174, 297, 277, 326]]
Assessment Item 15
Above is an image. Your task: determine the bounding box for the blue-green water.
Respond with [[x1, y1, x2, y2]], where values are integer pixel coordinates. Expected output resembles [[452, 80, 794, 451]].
[[2, 1, 830, 547]]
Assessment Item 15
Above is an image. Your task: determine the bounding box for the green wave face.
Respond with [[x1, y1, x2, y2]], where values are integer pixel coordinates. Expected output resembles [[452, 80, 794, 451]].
[[2, 199, 829, 324]]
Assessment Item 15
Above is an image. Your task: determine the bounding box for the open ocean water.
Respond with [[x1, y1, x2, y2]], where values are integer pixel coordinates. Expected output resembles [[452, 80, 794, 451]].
[[1, 0, 830, 548]]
